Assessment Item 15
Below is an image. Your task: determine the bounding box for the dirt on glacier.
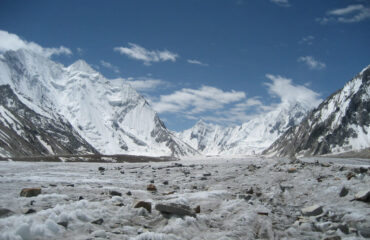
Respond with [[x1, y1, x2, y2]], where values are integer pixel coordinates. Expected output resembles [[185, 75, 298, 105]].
[[0, 156, 369, 240]]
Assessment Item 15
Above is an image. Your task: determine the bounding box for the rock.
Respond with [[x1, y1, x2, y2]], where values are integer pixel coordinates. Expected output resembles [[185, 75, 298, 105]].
[[57, 221, 68, 228], [150, 180, 155, 183], [346, 172, 355, 180], [245, 187, 254, 194], [203, 173, 211, 177], [20, 188, 41, 197], [120, 170, 125, 174], [98, 167, 105, 171], [354, 167, 368, 174], [109, 190, 122, 196], [287, 168, 297, 173], [301, 205, 323, 216], [194, 205, 200, 213], [147, 184, 157, 192], [339, 187, 349, 197], [280, 184, 294, 192], [78, 196, 84, 200], [200, 177, 207, 181], [320, 162, 331, 167], [338, 224, 349, 234], [358, 226, 370, 238], [126, 191, 132, 196], [24, 208, 36, 214], [66, 183, 74, 187], [155, 203, 196, 217], [354, 190, 370, 202], [163, 180, 169, 185], [49, 184, 57, 187], [0, 208, 14, 218], [323, 236, 341, 240], [134, 201, 152, 213], [91, 218, 104, 225], [238, 194, 252, 201]]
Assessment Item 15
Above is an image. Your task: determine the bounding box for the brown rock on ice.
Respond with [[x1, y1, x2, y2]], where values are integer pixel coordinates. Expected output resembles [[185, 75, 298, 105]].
[[20, 188, 41, 197]]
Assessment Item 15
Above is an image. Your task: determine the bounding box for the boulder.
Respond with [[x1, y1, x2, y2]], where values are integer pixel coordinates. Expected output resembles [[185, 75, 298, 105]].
[[301, 205, 323, 216], [91, 218, 104, 225], [57, 221, 68, 228], [134, 201, 152, 213], [109, 190, 122, 196], [0, 208, 14, 218], [20, 188, 41, 197], [339, 187, 349, 197], [194, 205, 201, 214], [147, 184, 157, 192], [155, 203, 196, 217], [354, 190, 370, 202], [287, 168, 297, 173]]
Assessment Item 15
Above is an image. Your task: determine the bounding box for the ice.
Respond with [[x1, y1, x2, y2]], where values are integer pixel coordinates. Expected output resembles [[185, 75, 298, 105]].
[[0, 157, 369, 239]]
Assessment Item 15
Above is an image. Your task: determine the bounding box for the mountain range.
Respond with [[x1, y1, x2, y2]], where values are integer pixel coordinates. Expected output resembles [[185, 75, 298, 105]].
[[0, 48, 369, 158], [263, 65, 370, 157]]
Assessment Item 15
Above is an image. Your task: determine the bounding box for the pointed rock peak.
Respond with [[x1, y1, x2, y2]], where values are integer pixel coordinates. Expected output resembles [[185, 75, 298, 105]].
[[360, 64, 370, 75], [196, 119, 206, 125], [68, 59, 96, 73]]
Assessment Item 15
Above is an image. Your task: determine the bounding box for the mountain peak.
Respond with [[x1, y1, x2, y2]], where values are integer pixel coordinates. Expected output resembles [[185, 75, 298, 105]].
[[68, 59, 96, 73]]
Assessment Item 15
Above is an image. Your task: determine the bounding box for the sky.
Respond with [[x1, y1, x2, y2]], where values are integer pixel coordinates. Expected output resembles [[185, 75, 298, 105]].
[[0, 0, 369, 131]]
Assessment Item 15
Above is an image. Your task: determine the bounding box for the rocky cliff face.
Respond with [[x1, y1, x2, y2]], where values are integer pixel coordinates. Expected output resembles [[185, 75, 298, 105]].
[[0, 85, 97, 157], [264, 66, 370, 157]]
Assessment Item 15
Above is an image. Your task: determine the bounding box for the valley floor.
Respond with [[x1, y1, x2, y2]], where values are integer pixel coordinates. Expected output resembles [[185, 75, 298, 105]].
[[0, 156, 369, 240]]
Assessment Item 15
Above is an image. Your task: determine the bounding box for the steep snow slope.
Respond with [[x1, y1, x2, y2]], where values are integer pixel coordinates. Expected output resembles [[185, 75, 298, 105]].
[[177, 102, 308, 155], [0, 85, 97, 157], [0, 49, 197, 157], [264, 65, 370, 157]]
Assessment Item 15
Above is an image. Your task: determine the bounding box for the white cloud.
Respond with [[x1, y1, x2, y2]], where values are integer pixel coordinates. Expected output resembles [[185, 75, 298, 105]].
[[187, 59, 209, 66], [100, 60, 120, 73], [317, 4, 370, 24], [270, 0, 290, 7], [297, 56, 326, 70], [152, 86, 246, 114], [114, 43, 178, 65], [125, 77, 168, 92], [153, 74, 321, 125], [0, 30, 72, 58], [299, 35, 315, 45], [265, 74, 322, 108]]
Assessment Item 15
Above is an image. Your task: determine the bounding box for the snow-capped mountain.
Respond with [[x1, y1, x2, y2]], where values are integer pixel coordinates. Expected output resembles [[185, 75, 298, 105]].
[[177, 102, 309, 155], [0, 49, 197, 157], [0, 85, 98, 157], [264, 65, 370, 157]]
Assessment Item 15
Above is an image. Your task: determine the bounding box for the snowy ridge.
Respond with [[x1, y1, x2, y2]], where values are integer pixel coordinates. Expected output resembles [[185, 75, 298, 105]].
[[177, 102, 309, 155], [264, 65, 370, 157], [0, 85, 97, 157], [0, 49, 197, 157]]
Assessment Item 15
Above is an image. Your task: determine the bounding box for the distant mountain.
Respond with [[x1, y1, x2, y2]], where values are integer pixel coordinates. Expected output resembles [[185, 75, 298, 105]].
[[0, 49, 197, 157], [264, 65, 370, 157], [177, 102, 309, 156]]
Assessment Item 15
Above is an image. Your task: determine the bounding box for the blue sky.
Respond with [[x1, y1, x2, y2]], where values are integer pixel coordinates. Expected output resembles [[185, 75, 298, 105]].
[[0, 0, 369, 131]]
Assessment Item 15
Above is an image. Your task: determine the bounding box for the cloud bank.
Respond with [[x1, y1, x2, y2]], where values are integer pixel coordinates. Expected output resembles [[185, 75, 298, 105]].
[[153, 75, 321, 125], [0, 30, 72, 58]]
